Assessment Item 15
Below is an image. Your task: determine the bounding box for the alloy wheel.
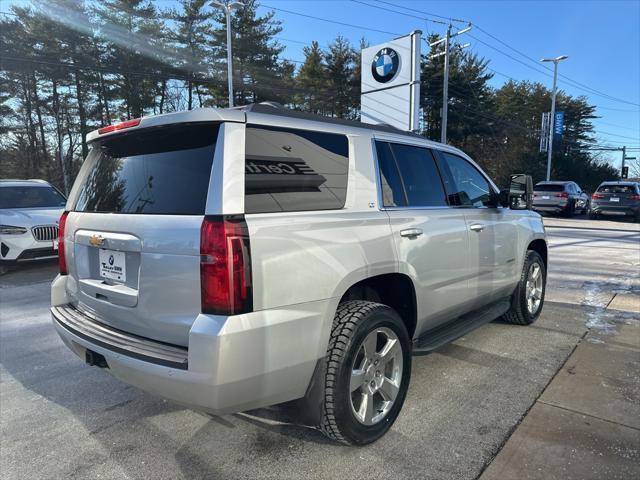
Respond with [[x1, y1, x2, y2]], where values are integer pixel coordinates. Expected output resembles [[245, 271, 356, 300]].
[[349, 327, 403, 426], [525, 263, 543, 314]]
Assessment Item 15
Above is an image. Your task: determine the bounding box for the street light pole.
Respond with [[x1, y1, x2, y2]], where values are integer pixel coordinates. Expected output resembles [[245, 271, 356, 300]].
[[212, 1, 244, 107], [541, 55, 568, 181]]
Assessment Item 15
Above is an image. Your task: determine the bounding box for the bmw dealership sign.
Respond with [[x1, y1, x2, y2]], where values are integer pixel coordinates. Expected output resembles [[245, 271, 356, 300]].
[[361, 31, 421, 131], [371, 48, 400, 83]]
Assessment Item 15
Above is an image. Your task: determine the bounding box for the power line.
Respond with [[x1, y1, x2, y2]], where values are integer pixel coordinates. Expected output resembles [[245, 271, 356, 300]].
[[368, 0, 640, 108], [371, 0, 468, 24], [592, 130, 640, 141], [592, 105, 640, 113], [350, 0, 447, 26], [471, 23, 640, 108], [261, 4, 400, 37]]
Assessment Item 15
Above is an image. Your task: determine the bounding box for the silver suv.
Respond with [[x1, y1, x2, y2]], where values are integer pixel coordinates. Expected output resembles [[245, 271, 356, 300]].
[[51, 103, 547, 445]]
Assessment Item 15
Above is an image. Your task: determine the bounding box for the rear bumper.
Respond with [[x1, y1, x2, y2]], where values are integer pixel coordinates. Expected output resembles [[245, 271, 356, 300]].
[[51, 275, 336, 414], [591, 204, 639, 216], [532, 203, 568, 214]]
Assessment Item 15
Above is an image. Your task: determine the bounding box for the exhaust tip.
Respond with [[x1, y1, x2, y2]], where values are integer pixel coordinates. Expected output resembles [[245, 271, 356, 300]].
[[85, 349, 109, 369]]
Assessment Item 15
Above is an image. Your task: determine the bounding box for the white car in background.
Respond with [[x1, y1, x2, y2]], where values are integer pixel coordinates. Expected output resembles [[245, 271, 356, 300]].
[[0, 179, 66, 268]]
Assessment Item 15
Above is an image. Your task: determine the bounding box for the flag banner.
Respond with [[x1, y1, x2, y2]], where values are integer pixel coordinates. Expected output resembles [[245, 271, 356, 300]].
[[554, 111, 564, 139]]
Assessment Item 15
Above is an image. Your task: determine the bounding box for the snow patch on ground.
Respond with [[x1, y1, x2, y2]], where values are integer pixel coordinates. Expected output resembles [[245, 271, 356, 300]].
[[581, 271, 640, 340]]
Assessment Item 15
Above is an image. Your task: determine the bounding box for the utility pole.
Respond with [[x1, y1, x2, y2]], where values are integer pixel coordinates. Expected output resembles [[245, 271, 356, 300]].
[[541, 55, 568, 181], [430, 24, 471, 144], [441, 25, 450, 144], [212, 1, 244, 107]]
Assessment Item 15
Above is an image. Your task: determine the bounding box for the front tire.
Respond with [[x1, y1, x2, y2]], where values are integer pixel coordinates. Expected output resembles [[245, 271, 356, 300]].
[[502, 250, 546, 325], [319, 301, 411, 445]]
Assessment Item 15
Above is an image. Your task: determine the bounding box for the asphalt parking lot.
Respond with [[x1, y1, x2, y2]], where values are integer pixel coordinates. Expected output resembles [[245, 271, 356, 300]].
[[1, 216, 639, 480]]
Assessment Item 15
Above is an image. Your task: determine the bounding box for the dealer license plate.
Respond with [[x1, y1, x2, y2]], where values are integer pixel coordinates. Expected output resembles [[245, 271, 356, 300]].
[[99, 249, 126, 282], [610, 197, 620, 202], [542, 195, 550, 200]]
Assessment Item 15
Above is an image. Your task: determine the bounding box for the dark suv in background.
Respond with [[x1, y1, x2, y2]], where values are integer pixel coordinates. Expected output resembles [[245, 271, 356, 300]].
[[590, 181, 640, 221], [532, 181, 589, 217]]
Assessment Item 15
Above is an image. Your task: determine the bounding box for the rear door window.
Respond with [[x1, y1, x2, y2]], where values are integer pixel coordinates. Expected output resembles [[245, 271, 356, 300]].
[[375, 141, 447, 208], [72, 123, 219, 215], [244, 125, 349, 213]]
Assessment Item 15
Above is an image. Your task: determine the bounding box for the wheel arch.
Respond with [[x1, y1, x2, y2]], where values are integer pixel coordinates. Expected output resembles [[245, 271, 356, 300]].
[[337, 272, 418, 340], [527, 238, 548, 268]]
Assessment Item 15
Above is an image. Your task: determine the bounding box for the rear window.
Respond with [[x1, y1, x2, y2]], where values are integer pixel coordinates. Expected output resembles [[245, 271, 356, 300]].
[[597, 184, 637, 194], [534, 184, 565, 192], [0, 186, 66, 209], [244, 125, 349, 213], [73, 123, 219, 215]]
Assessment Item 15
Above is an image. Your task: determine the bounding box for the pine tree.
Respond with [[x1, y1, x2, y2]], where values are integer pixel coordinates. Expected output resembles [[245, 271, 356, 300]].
[[208, 0, 287, 106], [296, 41, 327, 114], [350, 37, 369, 120], [93, 0, 165, 119], [165, 0, 213, 110], [325, 35, 357, 118]]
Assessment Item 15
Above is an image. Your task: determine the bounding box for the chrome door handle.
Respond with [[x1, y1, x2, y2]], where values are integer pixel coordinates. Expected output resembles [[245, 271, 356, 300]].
[[400, 228, 423, 238], [469, 224, 485, 232]]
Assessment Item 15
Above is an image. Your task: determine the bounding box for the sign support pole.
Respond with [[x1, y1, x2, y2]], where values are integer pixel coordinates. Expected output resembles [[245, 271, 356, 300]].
[[409, 31, 421, 132]]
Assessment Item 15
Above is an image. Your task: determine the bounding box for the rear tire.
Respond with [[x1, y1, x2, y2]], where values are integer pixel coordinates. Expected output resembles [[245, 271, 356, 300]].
[[502, 250, 546, 325], [319, 301, 411, 445], [565, 201, 575, 217]]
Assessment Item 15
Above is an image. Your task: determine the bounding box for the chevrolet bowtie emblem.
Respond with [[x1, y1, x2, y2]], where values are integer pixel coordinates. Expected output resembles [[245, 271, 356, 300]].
[[89, 234, 104, 247]]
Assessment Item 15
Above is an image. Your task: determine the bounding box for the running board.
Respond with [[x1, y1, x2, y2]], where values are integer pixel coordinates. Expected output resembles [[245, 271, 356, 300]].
[[413, 299, 510, 353]]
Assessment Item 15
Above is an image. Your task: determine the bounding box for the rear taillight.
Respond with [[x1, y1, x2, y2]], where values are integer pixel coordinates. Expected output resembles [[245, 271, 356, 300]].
[[556, 192, 569, 198], [592, 193, 605, 200], [98, 118, 141, 135], [629, 194, 640, 201], [58, 211, 69, 275], [200, 215, 252, 315]]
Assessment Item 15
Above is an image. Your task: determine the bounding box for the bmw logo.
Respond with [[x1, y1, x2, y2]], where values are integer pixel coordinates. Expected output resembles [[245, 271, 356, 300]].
[[108, 255, 114, 266], [371, 48, 399, 83]]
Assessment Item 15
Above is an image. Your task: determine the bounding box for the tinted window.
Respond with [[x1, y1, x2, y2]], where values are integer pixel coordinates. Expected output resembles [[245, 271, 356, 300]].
[[73, 123, 219, 215], [439, 152, 493, 207], [597, 184, 637, 194], [385, 143, 447, 207], [244, 125, 349, 213], [376, 142, 407, 207], [0, 186, 66, 209], [535, 184, 565, 192]]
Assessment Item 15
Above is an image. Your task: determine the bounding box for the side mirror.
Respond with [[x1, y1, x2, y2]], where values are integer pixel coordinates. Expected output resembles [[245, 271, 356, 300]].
[[507, 174, 533, 210]]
